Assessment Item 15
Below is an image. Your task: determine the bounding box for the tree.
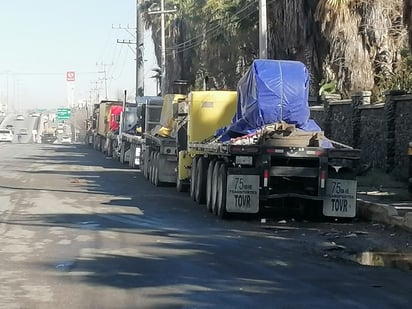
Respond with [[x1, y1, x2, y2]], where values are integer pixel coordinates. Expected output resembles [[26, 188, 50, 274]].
[[140, 0, 258, 92], [405, 0, 412, 49], [142, 0, 409, 98]]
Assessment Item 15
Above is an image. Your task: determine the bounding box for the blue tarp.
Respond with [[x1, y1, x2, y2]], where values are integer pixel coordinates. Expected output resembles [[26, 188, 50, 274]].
[[219, 59, 323, 141]]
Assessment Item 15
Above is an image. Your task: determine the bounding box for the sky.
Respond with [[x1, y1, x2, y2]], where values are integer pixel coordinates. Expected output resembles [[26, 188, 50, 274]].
[[0, 0, 158, 112]]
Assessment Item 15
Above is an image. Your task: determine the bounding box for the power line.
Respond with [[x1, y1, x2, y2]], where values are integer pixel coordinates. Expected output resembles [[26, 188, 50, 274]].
[[167, 0, 259, 55], [0, 71, 97, 76]]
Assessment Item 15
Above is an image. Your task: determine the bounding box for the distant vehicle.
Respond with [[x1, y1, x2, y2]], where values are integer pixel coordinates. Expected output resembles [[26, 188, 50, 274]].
[[61, 135, 72, 144], [15, 114, 24, 121], [57, 123, 64, 129], [31, 113, 40, 117], [19, 128, 28, 135], [0, 129, 13, 142], [5, 124, 14, 131]]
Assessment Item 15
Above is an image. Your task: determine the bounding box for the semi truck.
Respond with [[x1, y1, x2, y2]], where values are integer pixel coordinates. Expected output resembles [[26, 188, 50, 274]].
[[88, 100, 122, 152], [143, 59, 360, 219], [87, 99, 138, 159], [116, 96, 163, 168]]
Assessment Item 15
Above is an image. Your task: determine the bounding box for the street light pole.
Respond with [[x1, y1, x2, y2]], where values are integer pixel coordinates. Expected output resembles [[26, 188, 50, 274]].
[[136, 0, 144, 97], [259, 0, 268, 59], [148, 0, 176, 96]]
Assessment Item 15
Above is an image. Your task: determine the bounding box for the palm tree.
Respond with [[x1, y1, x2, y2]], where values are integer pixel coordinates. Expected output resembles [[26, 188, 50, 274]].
[[140, 0, 258, 92], [314, 0, 407, 96], [405, 0, 412, 49], [143, 0, 409, 97]]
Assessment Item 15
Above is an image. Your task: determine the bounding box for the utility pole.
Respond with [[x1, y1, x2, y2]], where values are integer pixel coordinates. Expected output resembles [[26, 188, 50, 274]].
[[148, 0, 176, 95], [259, 0, 268, 59], [114, 17, 143, 99], [97, 62, 112, 99], [136, 0, 144, 97], [91, 80, 102, 104]]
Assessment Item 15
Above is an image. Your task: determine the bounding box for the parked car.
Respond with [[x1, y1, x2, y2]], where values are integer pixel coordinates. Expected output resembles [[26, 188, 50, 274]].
[[5, 124, 14, 132], [41, 133, 57, 144], [0, 129, 13, 142], [15, 114, 24, 121], [61, 135, 72, 144]]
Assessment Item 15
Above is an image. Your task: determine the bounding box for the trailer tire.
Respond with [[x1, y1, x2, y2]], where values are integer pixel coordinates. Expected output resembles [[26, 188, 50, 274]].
[[211, 162, 221, 215], [129, 146, 135, 168], [190, 157, 198, 201], [206, 160, 216, 212], [176, 177, 189, 192], [154, 153, 161, 187], [120, 143, 126, 164], [143, 151, 149, 179], [195, 157, 208, 205], [149, 152, 155, 184], [216, 164, 228, 219]]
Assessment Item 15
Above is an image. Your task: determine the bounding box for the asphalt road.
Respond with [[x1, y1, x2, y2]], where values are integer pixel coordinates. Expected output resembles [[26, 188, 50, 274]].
[[0, 114, 39, 143], [0, 143, 411, 309]]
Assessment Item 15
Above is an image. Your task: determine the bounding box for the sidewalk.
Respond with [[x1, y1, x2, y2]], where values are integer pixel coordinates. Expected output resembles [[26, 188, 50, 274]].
[[356, 169, 412, 232]]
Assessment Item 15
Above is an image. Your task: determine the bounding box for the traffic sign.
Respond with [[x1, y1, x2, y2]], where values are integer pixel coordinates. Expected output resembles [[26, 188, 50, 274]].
[[66, 71, 76, 82], [57, 108, 71, 120]]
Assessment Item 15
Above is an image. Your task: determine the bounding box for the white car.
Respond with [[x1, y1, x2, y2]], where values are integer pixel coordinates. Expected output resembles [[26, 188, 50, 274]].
[[0, 129, 13, 142], [61, 135, 72, 144], [15, 114, 24, 121]]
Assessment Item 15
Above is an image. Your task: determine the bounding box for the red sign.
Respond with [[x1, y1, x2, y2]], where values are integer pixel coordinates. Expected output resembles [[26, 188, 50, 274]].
[[66, 71, 76, 82]]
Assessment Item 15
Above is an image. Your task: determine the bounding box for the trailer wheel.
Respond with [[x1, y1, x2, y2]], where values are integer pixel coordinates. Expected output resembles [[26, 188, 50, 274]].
[[216, 164, 228, 219], [206, 160, 217, 212], [149, 152, 155, 184], [152, 152, 159, 185], [154, 153, 161, 187], [129, 146, 135, 168], [211, 162, 221, 215], [176, 177, 189, 192], [195, 157, 208, 205], [143, 151, 149, 179], [120, 143, 126, 164], [190, 157, 198, 201]]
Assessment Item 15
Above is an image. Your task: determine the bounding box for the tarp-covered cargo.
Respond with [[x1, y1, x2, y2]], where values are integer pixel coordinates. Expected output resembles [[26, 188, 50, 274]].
[[220, 59, 321, 140]]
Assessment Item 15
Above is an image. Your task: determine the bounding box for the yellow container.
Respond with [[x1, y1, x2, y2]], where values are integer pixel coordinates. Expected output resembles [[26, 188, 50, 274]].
[[151, 94, 186, 137], [187, 91, 237, 143]]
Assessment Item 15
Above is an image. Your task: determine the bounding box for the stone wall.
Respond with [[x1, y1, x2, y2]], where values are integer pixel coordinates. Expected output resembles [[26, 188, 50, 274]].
[[392, 95, 412, 178], [309, 92, 412, 180]]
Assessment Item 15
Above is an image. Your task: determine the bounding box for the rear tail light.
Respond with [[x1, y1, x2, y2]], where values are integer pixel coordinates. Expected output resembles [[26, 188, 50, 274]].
[[263, 169, 269, 187], [320, 170, 326, 188]]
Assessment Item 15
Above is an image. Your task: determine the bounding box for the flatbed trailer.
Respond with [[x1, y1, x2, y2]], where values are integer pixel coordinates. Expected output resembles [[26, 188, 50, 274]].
[[142, 133, 178, 185], [119, 133, 143, 168], [186, 124, 360, 219]]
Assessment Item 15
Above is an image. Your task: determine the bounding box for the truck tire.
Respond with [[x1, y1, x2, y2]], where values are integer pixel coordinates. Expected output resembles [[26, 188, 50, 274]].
[[206, 160, 217, 212], [152, 152, 158, 185], [176, 177, 189, 192], [216, 164, 228, 219], [190, 157, 198, 201], [129, 146, 135, 168], [149, 152, 155, 184], [211, 162, 221, 215], [120, 143, 126, 164], [154, 153, 161, 187], [195, 157, 208, 205], [143, 151, 149, 179]]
